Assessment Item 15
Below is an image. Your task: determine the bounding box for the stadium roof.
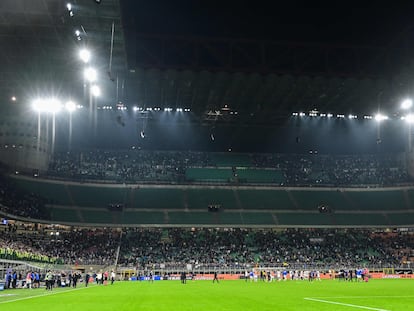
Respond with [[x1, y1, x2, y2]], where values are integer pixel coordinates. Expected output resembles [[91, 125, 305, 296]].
[[1, 0, 414, 126], [0, 0, 126, 107]]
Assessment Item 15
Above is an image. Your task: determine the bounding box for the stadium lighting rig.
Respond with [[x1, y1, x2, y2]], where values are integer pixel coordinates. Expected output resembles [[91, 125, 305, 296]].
[[402, 114, 414, 124], [291, 111, 391, 121], [32, 98, 62, 114], [401, 99, 413, 110], [79, 49, 91, 63], [374, 113, 388, 122], [32, 98, 82, 114], [65, 101, 77, 113], [84, 67, 97, 82], [66, 3, 74, 17], [90, 85, 101, 97]]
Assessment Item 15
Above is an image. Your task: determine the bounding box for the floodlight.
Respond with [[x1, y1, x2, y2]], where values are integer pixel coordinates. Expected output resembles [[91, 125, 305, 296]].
[[79, 49, 91, 63], [32, 98, 61, 113], [32, 99, 44, 112], [84, 67, 97, 82], [66, 3, 72, 11], [65, 101, 77, 112], [327, 113, 333, 118], [405, 114, 414, 124], [11, 96, 16, 102], [374, 113, 388, 122], [90, 85, 101, 97], [401, 99, 413, 110], [47, 98, 62, 113]]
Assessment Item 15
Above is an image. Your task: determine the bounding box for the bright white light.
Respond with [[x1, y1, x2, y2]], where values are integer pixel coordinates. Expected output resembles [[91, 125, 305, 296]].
[[320, 113, 326, 117], [176, 108, 183, 112], [32, 99, 44, 112], [299, 112, 305, 117], [164, 107, 172, 112], [327, 113, 333, 118], [11, 96, 16, 102], [337, 114, 345, 118], [66, 3, 72, 11], [75, 30, 80, 37], [90, 85, 101, 97], [48, 98, 62, 113], [79, 49, 91, 63], [401, 99, 413, 110], [364, 115, 373, 119], [65, 101, 77, 112], [348, 114, 357, 119], [375, 113, 388, 122], [32, 98, 62, 113], [84, 67, 97, 82], [184, 108, 191, 112], [405, 114, 414, 124]]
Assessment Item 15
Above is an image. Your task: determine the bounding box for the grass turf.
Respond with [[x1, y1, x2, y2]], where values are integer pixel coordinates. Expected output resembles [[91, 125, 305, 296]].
[[1, 279, 413, 311]]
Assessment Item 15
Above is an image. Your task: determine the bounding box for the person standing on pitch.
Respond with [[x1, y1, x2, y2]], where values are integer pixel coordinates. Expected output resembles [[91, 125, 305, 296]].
[[45, 270, 53, 291], [85, 273, 90, 287], [111, 271, 116, 285], [213, 271, 219, 283]]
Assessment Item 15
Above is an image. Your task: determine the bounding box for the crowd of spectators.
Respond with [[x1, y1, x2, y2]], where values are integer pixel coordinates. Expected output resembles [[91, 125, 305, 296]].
[[47, 150, 410, 186], [252, 153, 408, 186], [119, 228, 410, 270], [48, 150, 211, 183], [0, 227, 119, 265], [0, 174, 50, 220], [1, 226, 412, 269]]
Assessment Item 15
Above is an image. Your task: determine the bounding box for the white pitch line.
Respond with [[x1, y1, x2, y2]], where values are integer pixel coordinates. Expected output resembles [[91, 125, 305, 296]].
[[304, 297, 391, 311], [0, 286, 91, 304], [310, 296, 414, 299]]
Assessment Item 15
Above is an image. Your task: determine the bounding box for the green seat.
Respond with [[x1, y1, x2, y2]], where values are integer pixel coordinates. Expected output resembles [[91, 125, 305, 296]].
[[185, 168, 233, 182]]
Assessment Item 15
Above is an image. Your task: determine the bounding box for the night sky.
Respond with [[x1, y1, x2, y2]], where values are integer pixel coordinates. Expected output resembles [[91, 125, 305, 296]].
[[121, 0, 414, 46]]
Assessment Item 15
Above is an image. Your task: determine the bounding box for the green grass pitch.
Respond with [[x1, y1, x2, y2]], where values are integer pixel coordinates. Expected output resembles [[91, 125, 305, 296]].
[[1, 279, 413, 310]]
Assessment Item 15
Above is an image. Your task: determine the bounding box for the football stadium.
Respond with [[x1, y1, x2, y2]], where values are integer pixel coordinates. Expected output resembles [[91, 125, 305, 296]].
[[0, 1, 414, 310]]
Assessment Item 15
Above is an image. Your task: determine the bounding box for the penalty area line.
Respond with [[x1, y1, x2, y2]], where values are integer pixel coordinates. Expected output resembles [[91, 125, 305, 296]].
[[304, 297, 390, 311]]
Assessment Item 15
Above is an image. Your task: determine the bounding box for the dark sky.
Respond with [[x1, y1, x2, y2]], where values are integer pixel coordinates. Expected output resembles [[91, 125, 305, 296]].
[[121, 0, 414, 46]]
